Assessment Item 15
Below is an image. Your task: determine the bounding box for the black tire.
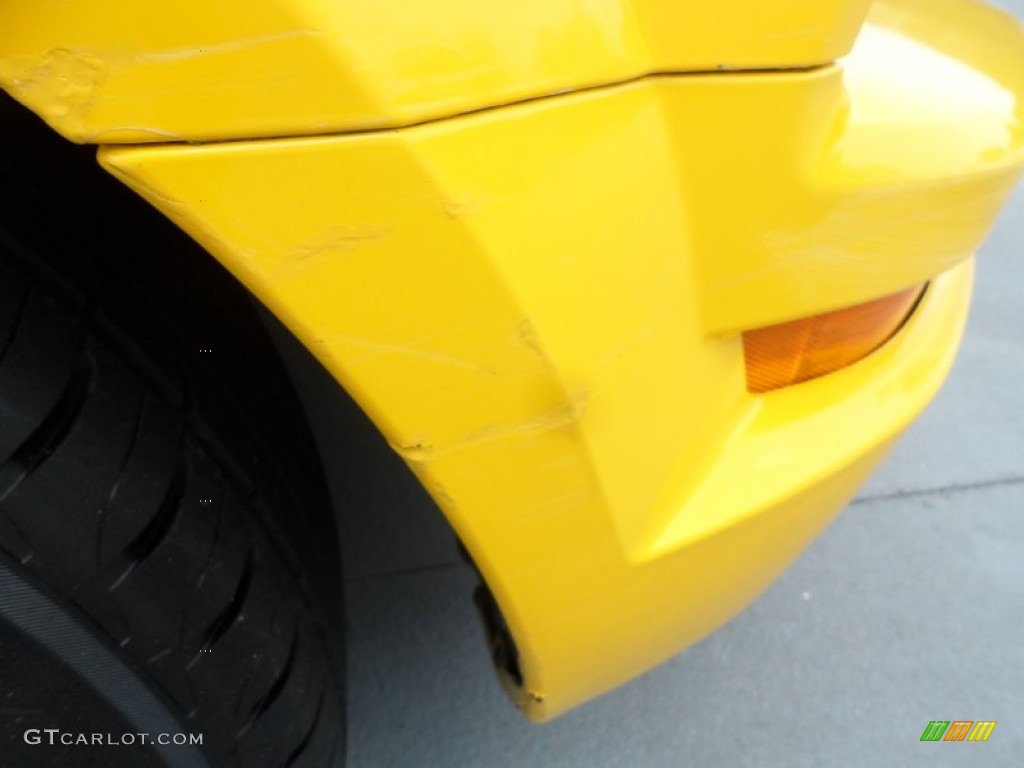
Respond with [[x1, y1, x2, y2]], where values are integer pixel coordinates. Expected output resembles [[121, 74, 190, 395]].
[[0, 94, 345, 767]]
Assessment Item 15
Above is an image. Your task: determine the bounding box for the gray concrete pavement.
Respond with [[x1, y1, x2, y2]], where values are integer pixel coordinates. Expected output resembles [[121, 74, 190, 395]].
[[282, 11, 1024, 764]]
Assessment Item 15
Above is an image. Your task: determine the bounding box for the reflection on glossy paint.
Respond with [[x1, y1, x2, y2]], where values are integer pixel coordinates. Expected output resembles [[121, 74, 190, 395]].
[[837, 24, 1018, 176]]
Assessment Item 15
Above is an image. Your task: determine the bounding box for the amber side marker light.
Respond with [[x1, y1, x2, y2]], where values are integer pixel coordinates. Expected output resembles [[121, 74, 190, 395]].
[[743, 285, 927, 393]]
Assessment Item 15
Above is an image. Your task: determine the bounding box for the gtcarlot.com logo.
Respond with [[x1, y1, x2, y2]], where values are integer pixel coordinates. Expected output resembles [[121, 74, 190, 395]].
[[24, 729, 203, 747]]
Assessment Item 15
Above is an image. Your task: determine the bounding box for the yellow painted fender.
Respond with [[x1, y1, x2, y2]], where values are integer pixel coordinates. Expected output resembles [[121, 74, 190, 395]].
[[3, 0, 1023, 720]]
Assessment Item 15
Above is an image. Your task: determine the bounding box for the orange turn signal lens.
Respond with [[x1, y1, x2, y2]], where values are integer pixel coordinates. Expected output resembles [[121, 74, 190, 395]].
[[743, 285, 926, 393]]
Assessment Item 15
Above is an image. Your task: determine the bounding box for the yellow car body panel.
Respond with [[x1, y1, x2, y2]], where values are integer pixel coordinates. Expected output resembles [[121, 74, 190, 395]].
[[0, 0, 872, 142], [89, 0, 1024, 719], [4, 0, 1023, 722]]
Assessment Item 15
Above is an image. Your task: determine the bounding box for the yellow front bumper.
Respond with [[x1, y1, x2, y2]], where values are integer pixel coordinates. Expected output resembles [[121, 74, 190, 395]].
[[89, 0, 1024, 720]]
